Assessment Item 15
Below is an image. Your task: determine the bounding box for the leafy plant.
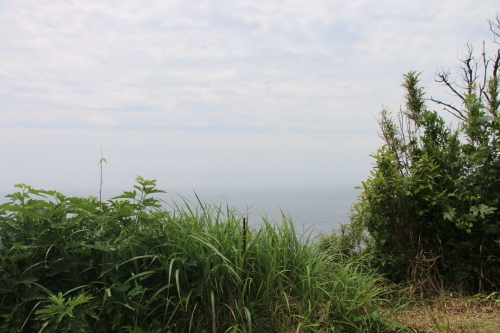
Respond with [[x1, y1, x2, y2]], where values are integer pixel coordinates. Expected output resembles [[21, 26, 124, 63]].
[[354, 17, 500, 294], [0, 177, 395, 332], [35, 289, 97, 333]]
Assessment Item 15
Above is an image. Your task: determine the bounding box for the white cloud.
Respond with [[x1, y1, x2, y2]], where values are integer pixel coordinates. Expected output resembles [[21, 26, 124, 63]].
[[0, 0, 498, 194]]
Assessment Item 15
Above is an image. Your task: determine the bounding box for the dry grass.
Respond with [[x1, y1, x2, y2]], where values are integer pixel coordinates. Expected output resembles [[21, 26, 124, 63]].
[[393, 296, 500, 332]]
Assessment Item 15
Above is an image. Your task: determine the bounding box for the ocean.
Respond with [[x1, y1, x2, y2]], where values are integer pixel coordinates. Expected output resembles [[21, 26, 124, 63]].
[[164, 184, 362, 237], [0, 183, 363, 237]]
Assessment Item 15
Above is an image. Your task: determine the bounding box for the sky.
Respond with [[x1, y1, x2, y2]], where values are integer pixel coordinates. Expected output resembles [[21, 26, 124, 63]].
[[1, 0, 499, 199]]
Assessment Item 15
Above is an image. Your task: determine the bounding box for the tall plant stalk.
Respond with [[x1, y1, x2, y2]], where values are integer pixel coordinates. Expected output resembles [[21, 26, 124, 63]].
[[98, 147, 106, 202]]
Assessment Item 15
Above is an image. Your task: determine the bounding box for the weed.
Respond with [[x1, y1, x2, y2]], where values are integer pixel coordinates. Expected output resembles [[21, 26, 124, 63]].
[[0, 177, 395, 332]]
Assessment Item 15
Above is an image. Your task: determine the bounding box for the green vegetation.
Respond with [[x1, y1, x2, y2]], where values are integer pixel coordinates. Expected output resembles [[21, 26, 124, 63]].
[[0, 177, 395, 332], [353, 16, 500, 294], [3, 13, 500, 333]]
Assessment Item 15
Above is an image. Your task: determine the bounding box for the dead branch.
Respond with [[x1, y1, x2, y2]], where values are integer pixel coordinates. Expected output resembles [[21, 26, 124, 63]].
[[428, 97, 467, 121], [435, 68, 466, 102], [481, 41, 490, 101], [488, 13, 500, 43], [493, 49, 500, 78], [458, 43, 480, 96]]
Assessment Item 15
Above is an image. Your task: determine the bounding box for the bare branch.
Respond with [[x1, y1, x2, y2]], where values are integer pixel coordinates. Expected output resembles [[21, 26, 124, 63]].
[[435, 68, 465, 102], [428, 97, 467, 121], [480, 41, 490, 101], [488, 13, 500, 43], [493, 49, 500, 78], [396, 110, 411, 173], [458, 43, 480, 96]]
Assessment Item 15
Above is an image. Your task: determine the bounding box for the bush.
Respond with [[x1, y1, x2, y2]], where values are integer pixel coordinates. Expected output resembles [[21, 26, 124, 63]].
[[316, 214, 373, 259], [354, 25, 500, 294], [0, 177, 394, 332]]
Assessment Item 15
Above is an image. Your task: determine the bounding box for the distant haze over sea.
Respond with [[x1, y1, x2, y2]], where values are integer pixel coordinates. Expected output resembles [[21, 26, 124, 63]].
[[164, 184, 362, 236], [0, 183, 362, 237]]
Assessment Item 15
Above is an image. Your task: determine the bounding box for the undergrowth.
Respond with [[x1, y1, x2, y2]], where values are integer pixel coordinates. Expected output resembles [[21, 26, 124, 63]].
[[0, 177, 398, 332]]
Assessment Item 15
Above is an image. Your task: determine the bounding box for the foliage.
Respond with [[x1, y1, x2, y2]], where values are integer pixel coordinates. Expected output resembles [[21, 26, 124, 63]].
[[0, 177, 395, 332], [317, 214, 373, 259], [354, 24, 500, 294]]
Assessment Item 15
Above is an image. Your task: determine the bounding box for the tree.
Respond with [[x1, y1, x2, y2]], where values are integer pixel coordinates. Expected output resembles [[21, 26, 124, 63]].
[[354, 16, 500, 294]]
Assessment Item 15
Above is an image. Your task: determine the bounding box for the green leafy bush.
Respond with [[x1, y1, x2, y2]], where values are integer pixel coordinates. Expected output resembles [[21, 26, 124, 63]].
[[354, 26, 500, 294], [0, 177, 394, 332]]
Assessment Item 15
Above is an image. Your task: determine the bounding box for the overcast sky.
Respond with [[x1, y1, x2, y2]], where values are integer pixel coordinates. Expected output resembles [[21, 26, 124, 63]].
[[1, 0, 499, 198]]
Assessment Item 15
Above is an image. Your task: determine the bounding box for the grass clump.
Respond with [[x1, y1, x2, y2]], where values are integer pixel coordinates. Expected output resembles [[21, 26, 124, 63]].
[[0, 177, 396, 332]]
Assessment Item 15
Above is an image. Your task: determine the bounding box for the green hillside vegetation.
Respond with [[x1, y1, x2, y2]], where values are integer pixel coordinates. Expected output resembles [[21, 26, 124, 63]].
[[353, 14, 500, 295], [0, 178, 396, 332]]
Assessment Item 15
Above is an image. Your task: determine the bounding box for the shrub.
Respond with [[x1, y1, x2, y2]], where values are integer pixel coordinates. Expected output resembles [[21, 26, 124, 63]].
[[0, 177, 394, 332], [354, 22, 500, 294]]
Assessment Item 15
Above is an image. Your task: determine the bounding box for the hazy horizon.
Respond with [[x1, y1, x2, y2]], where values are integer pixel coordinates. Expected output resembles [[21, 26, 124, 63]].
[[1, 0, 498, 194]]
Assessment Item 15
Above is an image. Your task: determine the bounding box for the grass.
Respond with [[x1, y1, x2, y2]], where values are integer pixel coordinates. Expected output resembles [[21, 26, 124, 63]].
[[4, 176, 497, 332], [391, 294, 500, 333], [0, 177, 397, 332]]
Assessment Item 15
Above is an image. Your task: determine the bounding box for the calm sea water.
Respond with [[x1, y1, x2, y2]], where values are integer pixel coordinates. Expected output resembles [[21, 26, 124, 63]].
[[0, 184, 362, 237], [164, 184, 362, 236]]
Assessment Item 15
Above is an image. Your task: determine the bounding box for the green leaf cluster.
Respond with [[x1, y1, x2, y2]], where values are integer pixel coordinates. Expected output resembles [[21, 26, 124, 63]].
[[0, 177, 394, 332], [354, 68, 500, 294]]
